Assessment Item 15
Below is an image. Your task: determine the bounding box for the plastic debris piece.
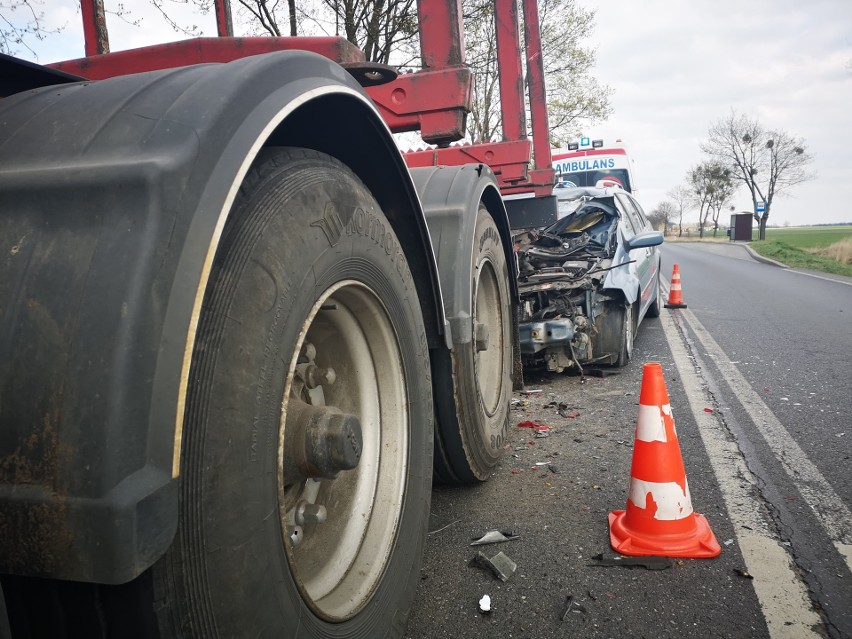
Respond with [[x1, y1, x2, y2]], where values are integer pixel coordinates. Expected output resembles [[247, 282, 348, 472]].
[[723, 538, 734, 546], [703, 407, 713, 413], [589, 553, 672, 570], [561, 409, 580, 419], [521, 389, 542, 395], [585, 368, 618, 378], [734, 568, 754, 579], [471, 551, 517, 582], [535, 429, 550, 438], [471, 530, 520, 546], [561, 595, 587, 622], [517, 420, 551, 431], [511, 469, 523, 475], [479, 594, 491, 614]]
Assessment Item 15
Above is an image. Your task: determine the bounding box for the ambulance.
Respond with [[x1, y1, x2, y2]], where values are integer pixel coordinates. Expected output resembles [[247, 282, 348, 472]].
[[552, 138, 636, 193]]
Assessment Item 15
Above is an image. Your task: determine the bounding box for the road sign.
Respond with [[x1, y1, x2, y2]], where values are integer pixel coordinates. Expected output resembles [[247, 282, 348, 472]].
[[756, 200, 766, 213]]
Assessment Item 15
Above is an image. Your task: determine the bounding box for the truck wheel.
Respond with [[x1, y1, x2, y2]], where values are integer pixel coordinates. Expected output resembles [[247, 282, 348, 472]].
[[5, 148, 433, 639], [155, 148, 432, 637], [433, 206, 512, 483]]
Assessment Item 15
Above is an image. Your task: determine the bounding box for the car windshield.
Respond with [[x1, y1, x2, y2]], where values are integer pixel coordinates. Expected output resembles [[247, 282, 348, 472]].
[[557, 168, 632, 192], [547, 199, 618, 237]]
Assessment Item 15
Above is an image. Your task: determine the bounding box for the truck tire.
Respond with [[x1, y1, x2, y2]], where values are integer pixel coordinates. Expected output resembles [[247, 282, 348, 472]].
[[433, 206, 512, 483], [4, 148, 433, 638]]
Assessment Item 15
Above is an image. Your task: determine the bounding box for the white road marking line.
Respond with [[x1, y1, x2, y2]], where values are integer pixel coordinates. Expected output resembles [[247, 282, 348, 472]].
[[660, 309, 822, 638], [678, 306, 852, 571], [782, 269, 852, 287]]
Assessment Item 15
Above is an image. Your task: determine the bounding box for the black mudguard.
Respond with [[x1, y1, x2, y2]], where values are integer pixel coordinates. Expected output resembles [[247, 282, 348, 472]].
[[0, 51, 442, 584], [409, 164, 517, 348]]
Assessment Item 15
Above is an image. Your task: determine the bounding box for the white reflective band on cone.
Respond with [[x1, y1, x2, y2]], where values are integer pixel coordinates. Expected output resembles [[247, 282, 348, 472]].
[[635, 403, 674, 442], [628, 478, 694, 520]]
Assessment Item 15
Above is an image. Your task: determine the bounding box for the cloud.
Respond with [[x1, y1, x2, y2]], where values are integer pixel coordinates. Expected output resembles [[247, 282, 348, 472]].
[[578, 0, 852, 225]]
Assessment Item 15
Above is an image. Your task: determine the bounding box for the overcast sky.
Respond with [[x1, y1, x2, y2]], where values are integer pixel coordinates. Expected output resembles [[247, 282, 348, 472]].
[[18, 0, 852, 226], [577, 0, 852, 226]]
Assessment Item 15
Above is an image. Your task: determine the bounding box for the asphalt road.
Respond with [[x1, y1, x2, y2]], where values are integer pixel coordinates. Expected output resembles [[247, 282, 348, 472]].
[[403, 242, 852, 639]]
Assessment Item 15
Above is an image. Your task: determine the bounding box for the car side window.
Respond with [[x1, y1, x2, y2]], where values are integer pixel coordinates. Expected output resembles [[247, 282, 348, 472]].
[[615, 194, 640, 237], [629, 195, 651, 229]]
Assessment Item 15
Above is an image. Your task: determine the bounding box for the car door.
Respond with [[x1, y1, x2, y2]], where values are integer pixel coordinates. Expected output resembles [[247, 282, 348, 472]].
[[615, 193, 655, 316]]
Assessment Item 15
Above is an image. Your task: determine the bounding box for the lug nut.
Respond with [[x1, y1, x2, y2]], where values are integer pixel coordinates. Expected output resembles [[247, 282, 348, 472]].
[[475, 322, 490, 352], [295, 501, 327, 526], [305, 364, 336, 389]]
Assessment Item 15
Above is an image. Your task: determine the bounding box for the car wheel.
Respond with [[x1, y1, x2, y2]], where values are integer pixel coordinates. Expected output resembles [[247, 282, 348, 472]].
[[646, 267, 662, 318], [595, 299, 636, 368], [6, 148, 433, 639]]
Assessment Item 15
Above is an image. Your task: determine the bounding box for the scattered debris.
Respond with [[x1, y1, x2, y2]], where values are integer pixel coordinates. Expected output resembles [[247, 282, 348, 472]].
[[478, 594, 492, 614], [585, 368, 618, 378], [511, 399, 530, 409], [548, 464, 559, 474], [734, 568, 754, 579], [521, 389, 542, 396], [471, 530, 520, 546], [511, 469, 523, 475], [517, 420, 551, 434], [562, 410, 581, 419], [837, 433, 846, 438], [535, 429, 550, 438], [561, 595, 587, 623], [589, 553, 672, 570], [723, 538, 734, 546], [471, 551, 517, 582], [703, 407, 713, 413], [428, 520, 460, 536]]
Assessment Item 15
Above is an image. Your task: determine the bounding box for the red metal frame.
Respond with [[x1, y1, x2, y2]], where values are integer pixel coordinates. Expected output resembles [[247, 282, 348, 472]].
[[59, 0, 553, 197]]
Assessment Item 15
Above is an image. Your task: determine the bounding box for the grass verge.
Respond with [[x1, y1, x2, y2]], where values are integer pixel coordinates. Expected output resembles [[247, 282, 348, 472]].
[[750, 240, 852, 277]]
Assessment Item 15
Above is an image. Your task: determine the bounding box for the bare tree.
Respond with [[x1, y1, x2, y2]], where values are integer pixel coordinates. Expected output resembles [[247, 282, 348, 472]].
[[688, 162, 732, 239], [153, 0, 419, 62], [708, 171, 735, 237], [702, 110, 814, 240], [648, 201, 676, 236], [462, 0, 611, 144], [667, 184, 691, 238], [1, 0, 60, 56]]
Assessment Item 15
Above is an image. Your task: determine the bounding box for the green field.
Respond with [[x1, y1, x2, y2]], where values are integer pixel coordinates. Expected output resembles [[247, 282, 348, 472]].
[[751, 225, 852, 247], [749, 226, 852, 277]]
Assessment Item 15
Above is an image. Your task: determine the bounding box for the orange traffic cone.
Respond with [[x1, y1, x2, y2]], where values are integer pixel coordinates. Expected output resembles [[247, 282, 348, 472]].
[[608, 363, 720, 558], [664, 264, 687, 309]]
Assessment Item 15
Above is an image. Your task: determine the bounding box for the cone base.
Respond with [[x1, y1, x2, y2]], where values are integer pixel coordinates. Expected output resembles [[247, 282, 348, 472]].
[[664, 303, 687, 309], [608, 510, 721, 558]]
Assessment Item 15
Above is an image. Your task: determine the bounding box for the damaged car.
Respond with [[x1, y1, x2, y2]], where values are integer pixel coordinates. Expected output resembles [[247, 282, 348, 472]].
[[515, 187, 663, 372]]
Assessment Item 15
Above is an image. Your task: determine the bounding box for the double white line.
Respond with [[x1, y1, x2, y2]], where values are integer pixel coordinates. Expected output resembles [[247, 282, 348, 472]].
[[657, 287, 852, 637]]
